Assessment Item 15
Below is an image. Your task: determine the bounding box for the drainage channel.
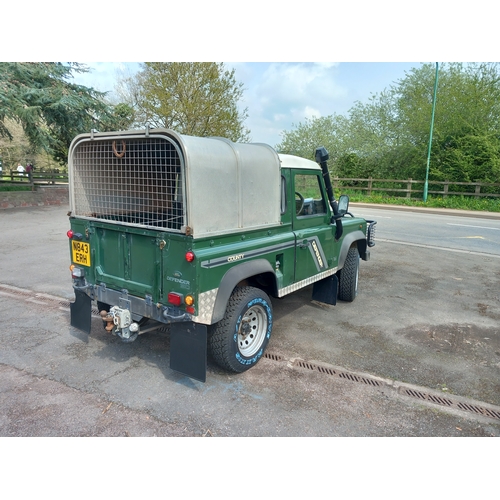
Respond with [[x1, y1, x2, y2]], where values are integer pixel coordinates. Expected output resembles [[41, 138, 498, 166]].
[[3, 282, 500, 424], [263, 352, 500, 423], [0, 283, 73, 309]]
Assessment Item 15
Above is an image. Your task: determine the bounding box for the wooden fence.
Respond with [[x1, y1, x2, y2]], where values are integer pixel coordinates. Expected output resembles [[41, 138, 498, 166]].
[[332, 177, 500, 199], [2, 171, 499, 200], [0, 171, 68, 188]]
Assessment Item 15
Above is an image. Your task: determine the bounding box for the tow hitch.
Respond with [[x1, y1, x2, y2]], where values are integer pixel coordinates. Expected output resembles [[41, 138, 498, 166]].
[[101, 306, 140, 342]]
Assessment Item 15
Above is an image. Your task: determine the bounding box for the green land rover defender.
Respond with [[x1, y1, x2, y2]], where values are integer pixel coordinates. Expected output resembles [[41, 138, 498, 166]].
[[68, 128, 376, 381]]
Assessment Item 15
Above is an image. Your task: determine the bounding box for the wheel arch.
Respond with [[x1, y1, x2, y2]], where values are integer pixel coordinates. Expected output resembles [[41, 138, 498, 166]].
[[211, 259, 277, 324], [338, 230, 368, 269]]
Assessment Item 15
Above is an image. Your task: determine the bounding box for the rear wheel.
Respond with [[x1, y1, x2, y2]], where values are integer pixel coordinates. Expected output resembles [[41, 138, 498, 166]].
[[208, 286, 273, 373], [338, 245, 359, 302]]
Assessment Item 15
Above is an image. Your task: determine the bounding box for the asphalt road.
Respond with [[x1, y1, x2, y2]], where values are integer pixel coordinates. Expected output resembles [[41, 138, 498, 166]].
[[352, 204, 500, 255], [1, 204, 500, 440]]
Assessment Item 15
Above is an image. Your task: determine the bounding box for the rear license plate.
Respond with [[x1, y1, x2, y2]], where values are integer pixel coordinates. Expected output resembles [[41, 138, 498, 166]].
[[72, 240, 91, 267]]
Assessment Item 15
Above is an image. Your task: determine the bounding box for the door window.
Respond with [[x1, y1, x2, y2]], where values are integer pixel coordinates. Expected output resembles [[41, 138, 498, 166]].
[[294, 173, 326, 217]]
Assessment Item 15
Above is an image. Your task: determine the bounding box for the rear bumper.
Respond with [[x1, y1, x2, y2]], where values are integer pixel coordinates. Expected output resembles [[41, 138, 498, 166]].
[[72, 282, 192, 328]]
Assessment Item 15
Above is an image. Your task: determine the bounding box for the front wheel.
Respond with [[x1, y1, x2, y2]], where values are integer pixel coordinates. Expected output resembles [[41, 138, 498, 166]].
[[208, 286, 273, 373], [338, 245, 359, 302]]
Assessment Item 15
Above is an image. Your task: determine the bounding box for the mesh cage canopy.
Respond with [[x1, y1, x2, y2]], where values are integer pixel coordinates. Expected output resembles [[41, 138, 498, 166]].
[[70, 135, 185, 231], [69, 129, 283, 237]]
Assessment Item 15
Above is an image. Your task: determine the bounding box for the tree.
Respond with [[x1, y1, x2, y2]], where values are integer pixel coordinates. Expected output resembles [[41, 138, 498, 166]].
[[0, 119, 36, 172], [276, 114, 357, 173], [0, 118, 62, 173], [393, 63, 500, 183], [100, 102, 136, 132], [0, 62, 123, 165], [117, 62, 250, 142], [278, 63, 500, 185]]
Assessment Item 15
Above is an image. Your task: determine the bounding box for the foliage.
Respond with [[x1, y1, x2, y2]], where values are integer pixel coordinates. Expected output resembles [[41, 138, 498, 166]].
[[0, 118, 64, 173], [100, 102, 136, 132], [277, 63, 500, 189], [432, 133, 500, 186], [0, 62, 133, 165], [0, 184, 32, 192], [0, 118, 35, 170], [117, 62, 250, 142]]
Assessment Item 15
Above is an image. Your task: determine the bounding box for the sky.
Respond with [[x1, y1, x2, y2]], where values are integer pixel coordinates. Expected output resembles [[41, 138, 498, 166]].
[[5, 3, 494, 148], [71, 61, 421, 147], [47, 2, 495, 149]]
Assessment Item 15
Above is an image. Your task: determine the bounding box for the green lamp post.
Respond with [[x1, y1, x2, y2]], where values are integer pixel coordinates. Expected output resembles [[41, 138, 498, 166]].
[[424, 62, 439, 202]]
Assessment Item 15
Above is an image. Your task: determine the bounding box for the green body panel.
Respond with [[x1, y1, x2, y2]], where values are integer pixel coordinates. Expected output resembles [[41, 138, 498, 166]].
[[93, 226, 162, 299], [192, 225, 296, 293], [69, 165, 370, 324], [70, 156, 367, 323], [70, 218, 195, 305]]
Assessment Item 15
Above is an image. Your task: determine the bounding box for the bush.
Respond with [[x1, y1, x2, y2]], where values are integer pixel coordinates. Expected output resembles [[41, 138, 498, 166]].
[[0, 185, 32, 192]]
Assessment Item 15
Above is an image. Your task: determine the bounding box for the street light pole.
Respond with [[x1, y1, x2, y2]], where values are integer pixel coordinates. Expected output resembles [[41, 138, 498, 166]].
[[424, 62, 439, 202]]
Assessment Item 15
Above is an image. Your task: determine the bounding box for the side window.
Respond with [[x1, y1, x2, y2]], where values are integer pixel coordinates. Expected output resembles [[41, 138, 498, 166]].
[[294, 173, 326, 216], [280, 175, 287, 214]]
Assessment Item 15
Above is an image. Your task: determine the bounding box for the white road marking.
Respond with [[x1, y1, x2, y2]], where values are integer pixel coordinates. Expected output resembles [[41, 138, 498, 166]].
[[447, 223, 500, 231], [376, 238, 500, 258]]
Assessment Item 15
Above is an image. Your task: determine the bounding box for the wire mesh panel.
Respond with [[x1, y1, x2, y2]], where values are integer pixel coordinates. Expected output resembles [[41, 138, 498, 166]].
[[72, 137, 185, 231]]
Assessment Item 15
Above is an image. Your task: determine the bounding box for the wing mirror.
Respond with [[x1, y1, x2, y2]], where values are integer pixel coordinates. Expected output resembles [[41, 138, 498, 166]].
[[337, 195, 350, 216]]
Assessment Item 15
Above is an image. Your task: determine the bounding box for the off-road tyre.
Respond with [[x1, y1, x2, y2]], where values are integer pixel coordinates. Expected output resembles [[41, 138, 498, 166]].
[[338, 245, 359, 302], [208, 286, 273, 373]]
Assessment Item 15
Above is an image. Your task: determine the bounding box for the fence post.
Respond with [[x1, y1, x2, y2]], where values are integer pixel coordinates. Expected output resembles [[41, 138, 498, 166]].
[[475, 183, 481, 199], [368, 177, 373, 196], [443, 180, 449, 199], [406, 178, 412, 199]]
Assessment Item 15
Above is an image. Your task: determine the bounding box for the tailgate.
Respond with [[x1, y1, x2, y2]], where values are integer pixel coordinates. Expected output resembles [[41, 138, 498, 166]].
[[92, 223, 163, 301]]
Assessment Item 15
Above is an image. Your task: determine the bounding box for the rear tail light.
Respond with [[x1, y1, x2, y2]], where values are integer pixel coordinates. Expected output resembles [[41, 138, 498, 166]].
[[167, 293, 195, 313], [69, 264, 84, 278], [67, 230, 83, 240], [184, 296, 195, 314], [167, 292, 182, 307]]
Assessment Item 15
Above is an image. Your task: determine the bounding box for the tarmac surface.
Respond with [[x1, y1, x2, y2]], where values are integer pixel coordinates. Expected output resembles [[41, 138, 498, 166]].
[[352, 201, 500, 220], [1, 203, 500, 440]]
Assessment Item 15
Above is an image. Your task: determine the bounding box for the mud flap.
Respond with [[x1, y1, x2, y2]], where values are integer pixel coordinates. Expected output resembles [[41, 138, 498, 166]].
[[70, 288, 92, 335], [312, 274, 338, 305], [170, 322, 207, 383]]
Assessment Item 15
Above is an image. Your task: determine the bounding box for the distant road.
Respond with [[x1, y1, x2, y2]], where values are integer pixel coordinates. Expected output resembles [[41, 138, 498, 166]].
[[352, 206, 500, 257]]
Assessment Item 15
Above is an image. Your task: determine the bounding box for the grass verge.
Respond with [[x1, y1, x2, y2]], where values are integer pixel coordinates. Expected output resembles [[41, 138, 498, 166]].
[[341, 190, 500, 212], [0, 184, 32, 192]]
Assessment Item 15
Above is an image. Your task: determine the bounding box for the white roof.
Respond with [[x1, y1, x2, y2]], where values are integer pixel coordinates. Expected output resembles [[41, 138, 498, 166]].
[[278, 154, 321, 171]]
